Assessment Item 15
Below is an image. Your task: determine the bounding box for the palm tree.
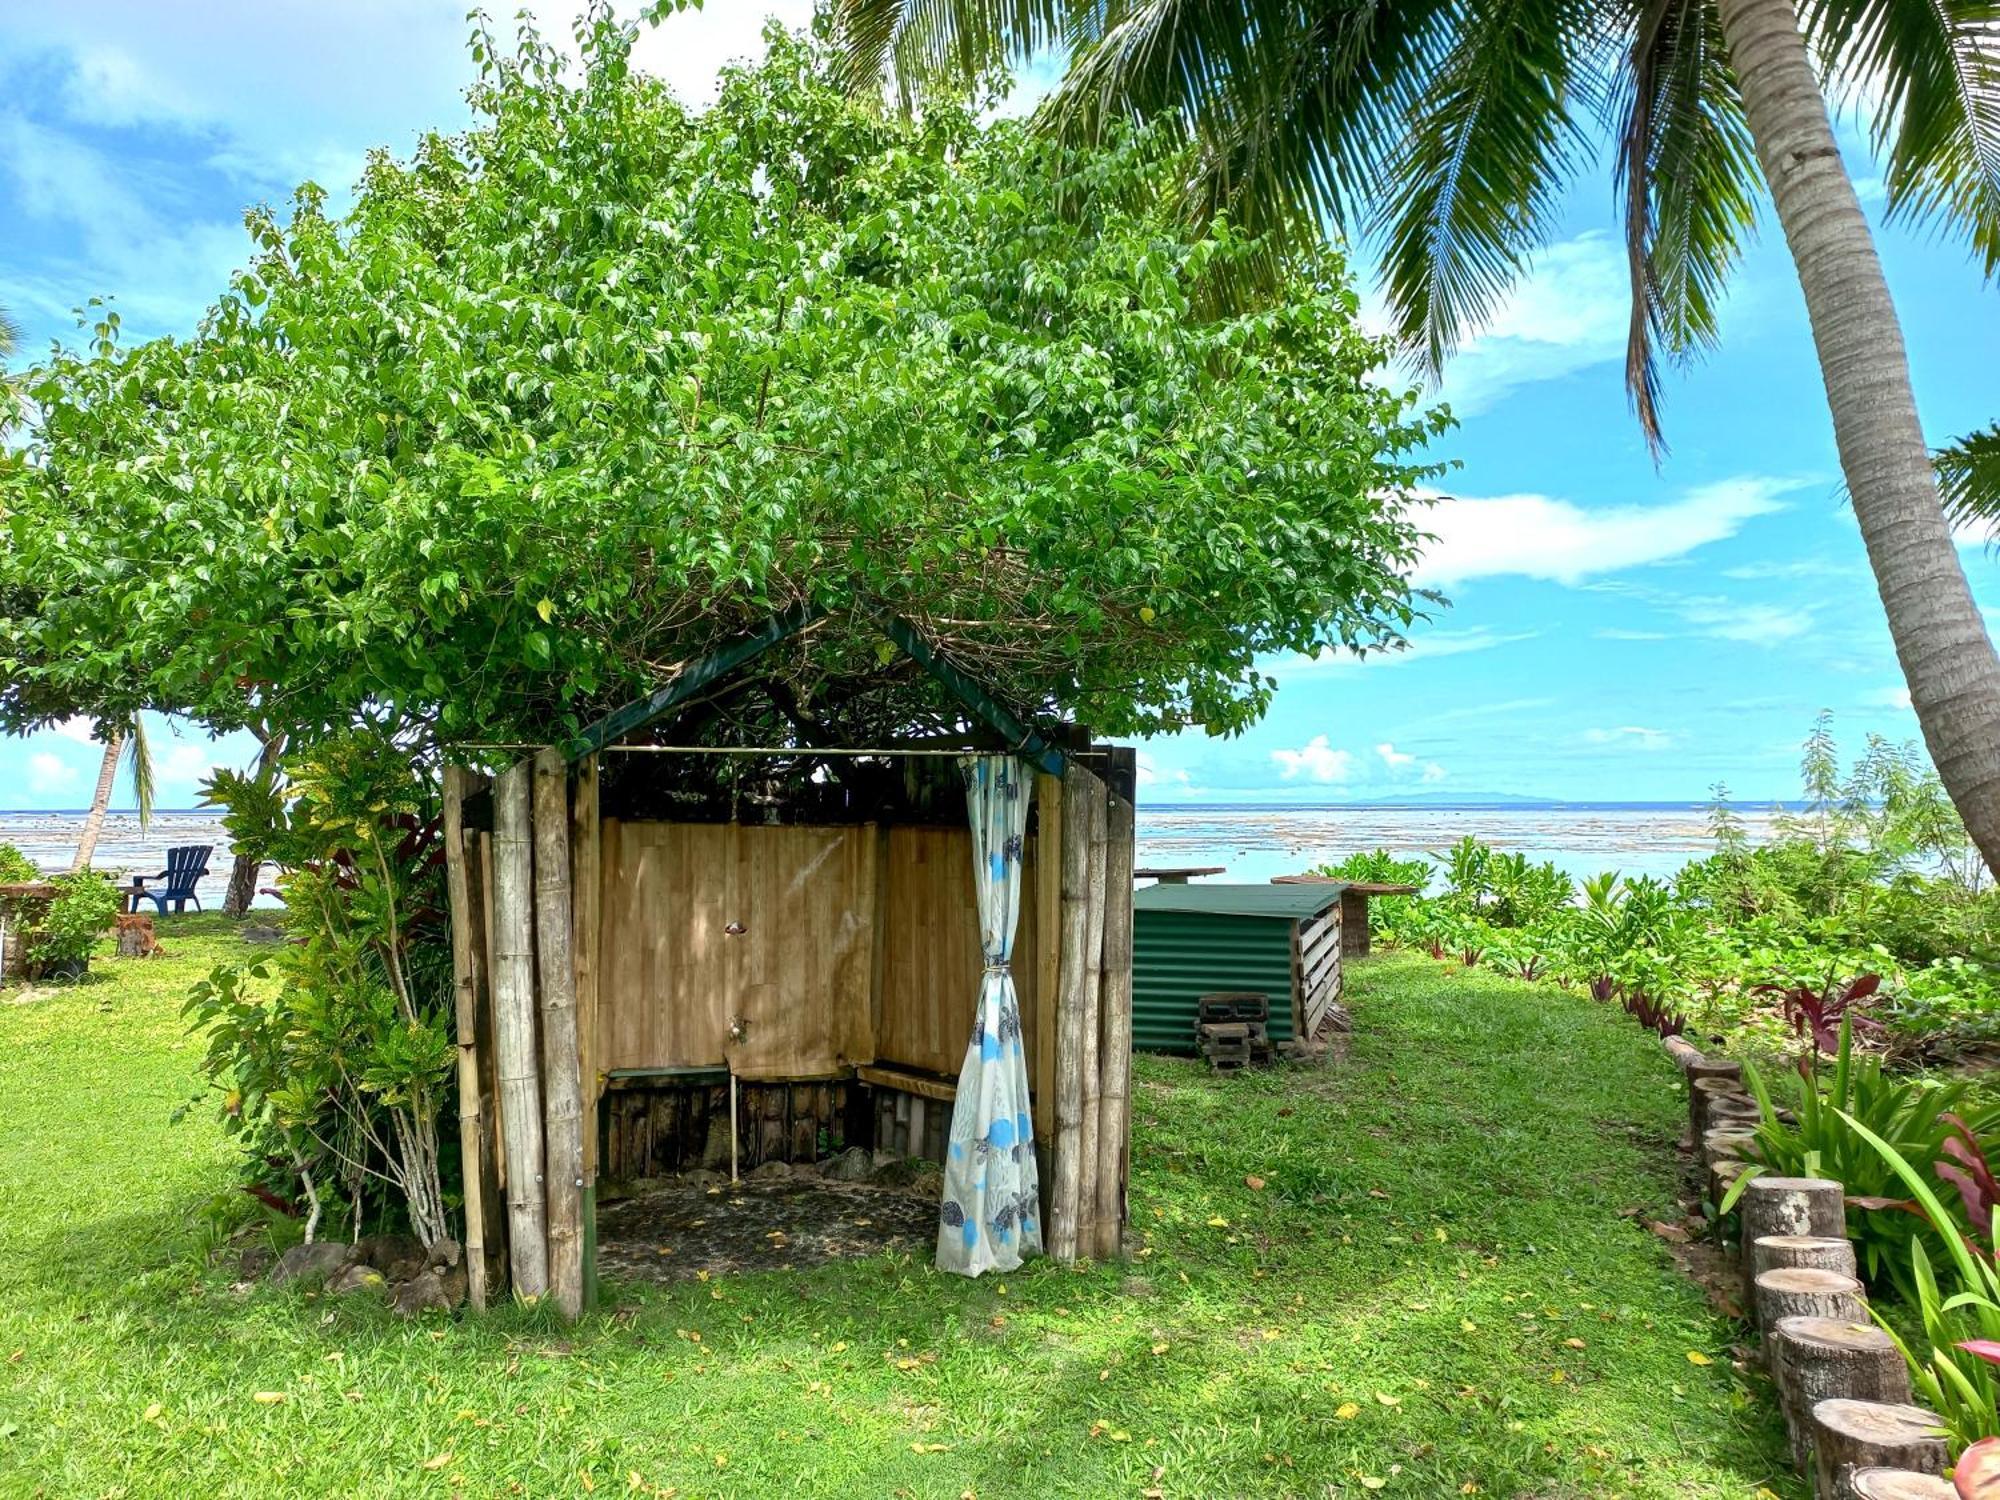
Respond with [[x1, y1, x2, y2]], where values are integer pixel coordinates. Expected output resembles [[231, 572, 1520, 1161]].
[[70, 717, 153, 872], [835, 0, 2000, 872], [1940, 424, 2000, 539]]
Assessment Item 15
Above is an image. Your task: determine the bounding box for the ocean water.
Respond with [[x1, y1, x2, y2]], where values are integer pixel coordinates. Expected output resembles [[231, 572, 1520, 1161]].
[[2, 803, 1768, 910]]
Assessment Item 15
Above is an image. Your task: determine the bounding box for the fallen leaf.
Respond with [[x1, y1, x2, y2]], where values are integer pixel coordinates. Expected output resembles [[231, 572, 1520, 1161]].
[[1361, 1478, 1387, 1490], [1564, 1338, 1586, 1349], [909, 1442, 951, 1454], [1335, 1402, 1361, 1420], [1206, 1216, 1230, 1228], [1460, 1320, 1477, 1333], [422, 1453, 453, 1471], [1245, 1175, 1266, 1191], [1374, 1392, 1401, 1406], [1151, 1342, 1170, 1356], [1647, 1220, 1691, 1244], [1686, 1350, 1713, 1366], [251, 1392, 286, 1405]]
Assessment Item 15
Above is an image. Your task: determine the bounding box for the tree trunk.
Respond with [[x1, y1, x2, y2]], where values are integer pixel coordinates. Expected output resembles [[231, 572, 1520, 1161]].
[[223, 730, 286, 916], [1716, 0, 2000, 875], [70, 733, 122, 872]]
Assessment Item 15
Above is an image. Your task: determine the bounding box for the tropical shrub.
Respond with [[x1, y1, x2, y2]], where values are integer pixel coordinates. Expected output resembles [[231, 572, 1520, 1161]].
[[183, 733, 455, 1246], [1727, 1022, 2000, 1293], [0, 842, 36, 883], [31, 872, 121, 969]]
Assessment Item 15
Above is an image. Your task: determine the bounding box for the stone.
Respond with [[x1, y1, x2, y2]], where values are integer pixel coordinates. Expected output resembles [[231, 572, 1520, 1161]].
[[235, 1244, 275, 1281], [821, 1146, 874, 1182], [748, 1160, 793, 1180], [872, 1155, 942, 1192], [390, 1269, 453, 1317], [426, 1238, 463, 1271], [269, 1240, 356, 1286], [356, 1232, 428, 1281], [240, 924, 287, 945], [681, 1169, 726, 1189], [325, 1263, 388, 1298], [438, 1263, 468, 1308]]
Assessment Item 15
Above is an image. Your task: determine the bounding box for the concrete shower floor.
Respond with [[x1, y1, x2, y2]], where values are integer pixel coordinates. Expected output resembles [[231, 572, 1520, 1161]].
[[595, 1174, 942, 1286]]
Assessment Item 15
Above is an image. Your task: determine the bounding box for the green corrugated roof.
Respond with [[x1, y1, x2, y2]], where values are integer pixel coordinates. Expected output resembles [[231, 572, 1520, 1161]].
[[1132, 882, 1344, 921]]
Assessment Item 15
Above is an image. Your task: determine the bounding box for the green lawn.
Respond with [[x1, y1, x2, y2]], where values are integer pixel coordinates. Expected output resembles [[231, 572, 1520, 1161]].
[[0, 923, 1796, 1498]]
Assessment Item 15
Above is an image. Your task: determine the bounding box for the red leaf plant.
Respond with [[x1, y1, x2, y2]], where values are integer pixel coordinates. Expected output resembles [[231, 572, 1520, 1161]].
[[1753, 971, 1884, 1070]]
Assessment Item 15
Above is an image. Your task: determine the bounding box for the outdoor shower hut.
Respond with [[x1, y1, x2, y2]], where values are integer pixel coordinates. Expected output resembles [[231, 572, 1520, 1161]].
[[439, 612, 1137, 1316]]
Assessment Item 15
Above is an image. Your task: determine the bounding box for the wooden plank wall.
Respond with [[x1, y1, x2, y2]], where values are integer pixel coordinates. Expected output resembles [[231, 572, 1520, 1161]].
[[874, 826, 1043, 1080], [1299, 905, 1345, 1041], [594, 821, 876, 1081]]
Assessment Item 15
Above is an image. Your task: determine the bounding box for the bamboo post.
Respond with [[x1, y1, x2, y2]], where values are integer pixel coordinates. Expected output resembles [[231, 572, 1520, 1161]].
[[1050, 763, 1098, 1262], [1810, 1401, 1948, 1498], [1093, 783, 1135, 1261], [492, 759, 549, 1300], [569, 752, 601, 1311], [1033, 772, 1062, 1145], [532, 750, 585, 1320], [443, 767, 506, 1307], [1742, 1177, 1845, 1315], [1077, 773, 1107, 1256], [1771, 1315, 1912, 1471], [1754, 1267, 1868, 1329]]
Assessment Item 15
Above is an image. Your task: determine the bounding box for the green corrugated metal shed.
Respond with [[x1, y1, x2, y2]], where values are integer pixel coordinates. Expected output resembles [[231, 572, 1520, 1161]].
[[1131, 882, 1346, 1054]]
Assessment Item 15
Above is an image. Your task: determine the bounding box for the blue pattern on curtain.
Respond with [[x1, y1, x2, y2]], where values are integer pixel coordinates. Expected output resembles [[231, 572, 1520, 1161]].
[[937, 755, 1042, 1275]]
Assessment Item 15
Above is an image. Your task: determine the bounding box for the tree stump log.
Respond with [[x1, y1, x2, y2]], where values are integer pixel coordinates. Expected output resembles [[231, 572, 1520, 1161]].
[[1709, 1157, 1753, 1213], [1692, 1074, 1751, 1137], [1756, 1267, 1867, 1329], [1754, 1234, 1859, 1283], [1810, 1400, 1947, 1499], [1741, 1176, 1844, 1313], [1703, 1127, 1760, 1171], [1770, 1314, 1911, 1472], [1664, 1035, 1705, 1072], [1707, 1095, 1763, 1128], [1848, 1470, 1954, 1499]]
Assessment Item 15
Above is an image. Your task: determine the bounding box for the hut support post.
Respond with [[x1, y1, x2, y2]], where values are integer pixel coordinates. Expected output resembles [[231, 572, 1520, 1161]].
[[533, 749, 586, 1319], [443, 768, 506, 1306], [1077, 777, 1107, 1256], [492, 760, 550, 1299], [1050, 763, 1101, 1261], [1093, 776, 1134, 1260], [569, 753, 601, 1312]]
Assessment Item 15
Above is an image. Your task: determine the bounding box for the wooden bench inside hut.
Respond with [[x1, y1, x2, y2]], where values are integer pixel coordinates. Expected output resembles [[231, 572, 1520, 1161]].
[[441, 611, 1137, 1316]]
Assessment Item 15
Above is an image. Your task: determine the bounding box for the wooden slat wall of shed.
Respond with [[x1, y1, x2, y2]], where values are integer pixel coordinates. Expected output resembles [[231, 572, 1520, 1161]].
[[595, 821, 877, 1081], [1300, 906, 1343, 1038], [874, 825, 1042, 1080]]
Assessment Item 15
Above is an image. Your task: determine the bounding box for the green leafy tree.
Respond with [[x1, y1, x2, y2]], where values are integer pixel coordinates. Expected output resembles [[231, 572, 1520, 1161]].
[[0, 13, 1443, 761], [834, 0, 2000, 878]]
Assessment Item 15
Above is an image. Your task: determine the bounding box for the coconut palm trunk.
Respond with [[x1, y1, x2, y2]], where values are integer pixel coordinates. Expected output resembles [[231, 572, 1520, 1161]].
[[70, 734, 123, 872], [1714, 0, 2000, 874], [222, 728, 285, 916]]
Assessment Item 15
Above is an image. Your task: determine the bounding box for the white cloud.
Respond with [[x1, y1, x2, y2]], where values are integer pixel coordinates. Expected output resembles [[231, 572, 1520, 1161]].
[[160, 745, 216, 782], [1271, 736, 1354, 784], [50, 715, 99, 745], [1416, 476, 1798, 589], [1584, 726, 1674, 752], [1675, 596, 1814, 643], [1134, 751, 1191, 790], [1270, 626, 1539, 678], [1595, 628, 1672, 641], [1421, 762, 1448, 784], [1422, 233, 1630, 416], [1375, 742, 1414, 769], [1865, 684, 1914, 711], [27, 751, 80, 794]]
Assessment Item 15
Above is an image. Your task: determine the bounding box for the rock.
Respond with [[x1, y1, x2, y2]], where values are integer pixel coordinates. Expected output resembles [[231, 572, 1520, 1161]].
[[325, 1263, 388, 1298], [872, 1155, 942, 1192], [821, 1146, 874, 1182], [236, 1244, 275, 1281], [748, 1160, 793, 1180], [269, 1240, 356, 1286], [438, 1263, 468, 1308], [426, 1238, 463, 1271], [356, 1233, 428, 1281], [390, 1269, 453, 1317], [240, 924, 286, 945], [681, 1169, 726, 1189]]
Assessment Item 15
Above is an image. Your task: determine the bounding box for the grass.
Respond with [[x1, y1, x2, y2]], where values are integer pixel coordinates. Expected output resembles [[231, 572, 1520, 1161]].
[[0, 921, 1799, 1498]]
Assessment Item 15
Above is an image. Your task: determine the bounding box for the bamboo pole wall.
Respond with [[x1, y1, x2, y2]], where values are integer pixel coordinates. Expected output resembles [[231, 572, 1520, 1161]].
[[1094, 780, 1135, 1260], [442, 768, 506, 1308]]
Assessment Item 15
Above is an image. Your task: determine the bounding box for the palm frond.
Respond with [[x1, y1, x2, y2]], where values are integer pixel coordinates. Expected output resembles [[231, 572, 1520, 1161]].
[[122, 716, 155, 831], [0, 302, 18, 361], [1802, 0, 2000, 276], [832, 0, 1075, 103], [1612, 0, 1761, 454], [1370, 0, 1603, 374], [1939, 421, 2000, 538]]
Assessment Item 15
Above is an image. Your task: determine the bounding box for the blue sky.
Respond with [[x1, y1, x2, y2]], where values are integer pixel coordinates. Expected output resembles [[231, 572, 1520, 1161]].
[[2, 2, 1995, 811]]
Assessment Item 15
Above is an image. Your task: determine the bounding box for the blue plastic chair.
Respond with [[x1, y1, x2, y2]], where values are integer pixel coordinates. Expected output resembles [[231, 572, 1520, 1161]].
[[125, 845, 213, 915]]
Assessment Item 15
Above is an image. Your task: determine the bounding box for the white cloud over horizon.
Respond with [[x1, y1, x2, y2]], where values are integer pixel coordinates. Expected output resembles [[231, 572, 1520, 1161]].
[[1271, 736, 1354, 784]]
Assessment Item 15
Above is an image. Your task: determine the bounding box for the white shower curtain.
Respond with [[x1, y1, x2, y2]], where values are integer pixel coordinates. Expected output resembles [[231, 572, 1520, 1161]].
[[936, 755, 1043, 1275]]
